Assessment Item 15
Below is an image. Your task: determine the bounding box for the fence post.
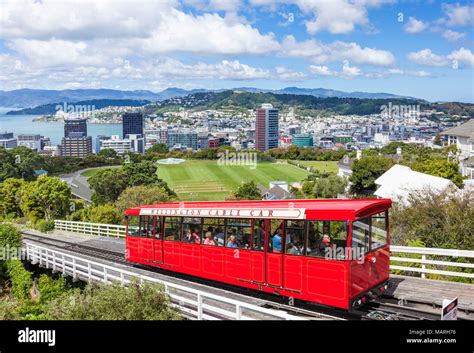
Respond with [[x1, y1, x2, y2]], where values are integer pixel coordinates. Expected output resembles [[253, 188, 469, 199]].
[[236, 304, 242, 320], [421, 254, 426, 279], [197, 294, 203, 320]]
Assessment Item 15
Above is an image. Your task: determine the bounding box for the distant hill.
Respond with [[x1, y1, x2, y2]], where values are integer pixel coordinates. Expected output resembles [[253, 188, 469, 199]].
[[145, 90, 424, 116], [0, 88, 207, 109], [5, 99, 150, 115], [0, 86, 417, 109], [233, 86, 417, 100]]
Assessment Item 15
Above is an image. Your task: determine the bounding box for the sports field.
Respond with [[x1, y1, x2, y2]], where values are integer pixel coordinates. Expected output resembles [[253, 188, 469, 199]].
[[288, 160, 338, 174], [156, 160, 309, 200]]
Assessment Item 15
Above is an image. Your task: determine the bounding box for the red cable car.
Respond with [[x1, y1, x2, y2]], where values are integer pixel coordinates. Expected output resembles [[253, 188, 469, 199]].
[[125, 199, 391, 310]]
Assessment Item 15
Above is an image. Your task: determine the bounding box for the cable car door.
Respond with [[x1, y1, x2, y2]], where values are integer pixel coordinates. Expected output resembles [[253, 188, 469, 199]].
[[265, 219, 284, 287], [139, 215, 155, 262]]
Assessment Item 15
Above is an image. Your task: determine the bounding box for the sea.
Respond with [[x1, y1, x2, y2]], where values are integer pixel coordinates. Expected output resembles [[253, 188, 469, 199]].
[[0, 108, 122, 146]]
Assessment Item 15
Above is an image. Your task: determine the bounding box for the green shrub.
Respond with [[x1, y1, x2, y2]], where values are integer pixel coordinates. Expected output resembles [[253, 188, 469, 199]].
[[44, 280, 180, 320], [34, 220, 55, 233], [37, 274, 68, 304], [5, 260, 32, 301], [0, 224, 22, 250]]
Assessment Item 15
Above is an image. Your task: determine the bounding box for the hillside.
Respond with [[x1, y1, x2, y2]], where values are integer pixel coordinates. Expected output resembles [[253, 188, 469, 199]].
[[145, 90, 424, 116], [0, 86, 416, 109], [6, 99, 150, 115]]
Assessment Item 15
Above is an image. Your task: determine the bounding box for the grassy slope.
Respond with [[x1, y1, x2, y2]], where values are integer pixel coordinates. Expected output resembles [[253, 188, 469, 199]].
[[156, 160, 309, 200]]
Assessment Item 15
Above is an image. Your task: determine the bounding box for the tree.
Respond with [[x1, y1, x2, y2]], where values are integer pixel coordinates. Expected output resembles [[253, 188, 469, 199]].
[[146, 143, 169, 154], [21, 176, 71, 222], [116, 186, 173, 214], [0, 147, 21, 182], [433, 134, 442, 146], [350, 156, 394, 194], [0, 178, 26, 218], [123, 161, 160, 187], [310, 175, 348, 199], [98, 148, 118, 159], [8, 146, 43, 181], [88, 168, 129, 204], [233, 181, 262, 200], [412, 158, 464, 187], [88, 204, 122, 224], [390, 190, 473, 250]]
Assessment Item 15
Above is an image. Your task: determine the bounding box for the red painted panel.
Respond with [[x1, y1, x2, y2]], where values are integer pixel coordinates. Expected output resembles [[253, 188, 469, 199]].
[[164, 241, 181, 267], [266, 253, 282, 287], [283, 255, 303, 292], [306, 258, 348, 308], [140, 238, 154, 261], [250, 252, 264, 283], [181, 243, 201, 273], [153, 239, 163, 263], [225, 249, 251, 281], [126, 237, 140, 261], [201, 246, 225, 277]]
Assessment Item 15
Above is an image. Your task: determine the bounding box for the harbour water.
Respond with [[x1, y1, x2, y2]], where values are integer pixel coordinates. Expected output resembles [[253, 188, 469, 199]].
[[0, 110, 122, 146]]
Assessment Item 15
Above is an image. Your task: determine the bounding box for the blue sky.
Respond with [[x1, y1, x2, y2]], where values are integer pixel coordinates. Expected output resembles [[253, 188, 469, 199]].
[[0, 0, 473, 102]]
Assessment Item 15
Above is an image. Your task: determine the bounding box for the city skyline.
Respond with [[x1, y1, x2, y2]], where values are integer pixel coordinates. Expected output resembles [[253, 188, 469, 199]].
[[0, 0, 473, 103]]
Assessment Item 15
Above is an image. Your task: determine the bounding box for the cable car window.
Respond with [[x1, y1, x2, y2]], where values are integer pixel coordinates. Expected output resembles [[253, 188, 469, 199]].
[[226, 218, 251, 249], [306, 221, 348, 259], [154, 216, 162, 239], [182, 217, 202, 244], [164, 217, 182, 241], [285, 220, 305, 256], [352, 217, 370, 256], [269, 219, 284, 253], [203, 218, 225, 247], [127, 216, 140, 237], [252, 219, 265, 251], [370, 211, 388, 250], [146, 216, 155, 238], [139, 215, 148, 237]]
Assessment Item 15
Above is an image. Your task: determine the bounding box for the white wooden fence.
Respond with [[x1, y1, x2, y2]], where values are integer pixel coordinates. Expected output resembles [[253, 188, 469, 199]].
[[53, 220, 474, 280], [23, 241, 306, 321]]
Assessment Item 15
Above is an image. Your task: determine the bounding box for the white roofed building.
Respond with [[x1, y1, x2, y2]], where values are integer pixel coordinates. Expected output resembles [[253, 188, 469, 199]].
[[374, 164, 457, 205]]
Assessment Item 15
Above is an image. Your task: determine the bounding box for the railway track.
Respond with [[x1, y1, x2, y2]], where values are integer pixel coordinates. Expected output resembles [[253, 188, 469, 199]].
[[22, 231, 126, 265], [20, 231, 465, 321]]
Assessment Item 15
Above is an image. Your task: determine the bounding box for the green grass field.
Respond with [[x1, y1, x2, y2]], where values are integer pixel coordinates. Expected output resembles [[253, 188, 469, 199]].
[[288, 160, 338, 174], [156, 160, 309, 200]]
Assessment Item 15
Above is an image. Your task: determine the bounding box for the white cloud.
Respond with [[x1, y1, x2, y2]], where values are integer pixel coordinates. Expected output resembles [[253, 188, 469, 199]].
[[275, 66, 307, 80], [309, 63, 361, 79], [447, 48, 474, 68], [442, 29, 466, 42], [282, 36, 394, 66], [309, 65, 334, 76], [442, 3, 474, 27], [141, 10, 279, 55], [250, 0, 394, 34], [404, 17, 428, 33], [407, 49, 449, 67], [408, 48, 474, 68]]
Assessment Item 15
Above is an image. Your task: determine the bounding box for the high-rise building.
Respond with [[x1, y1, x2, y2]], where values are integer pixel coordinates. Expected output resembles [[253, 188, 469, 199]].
[[61, 118, 92, 157], [61, 136, 93, 157], [255, 104, 279, 152], [96, 135, 111, 153], [123, 112, 144, 138], [64, 118, 87, 138]]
